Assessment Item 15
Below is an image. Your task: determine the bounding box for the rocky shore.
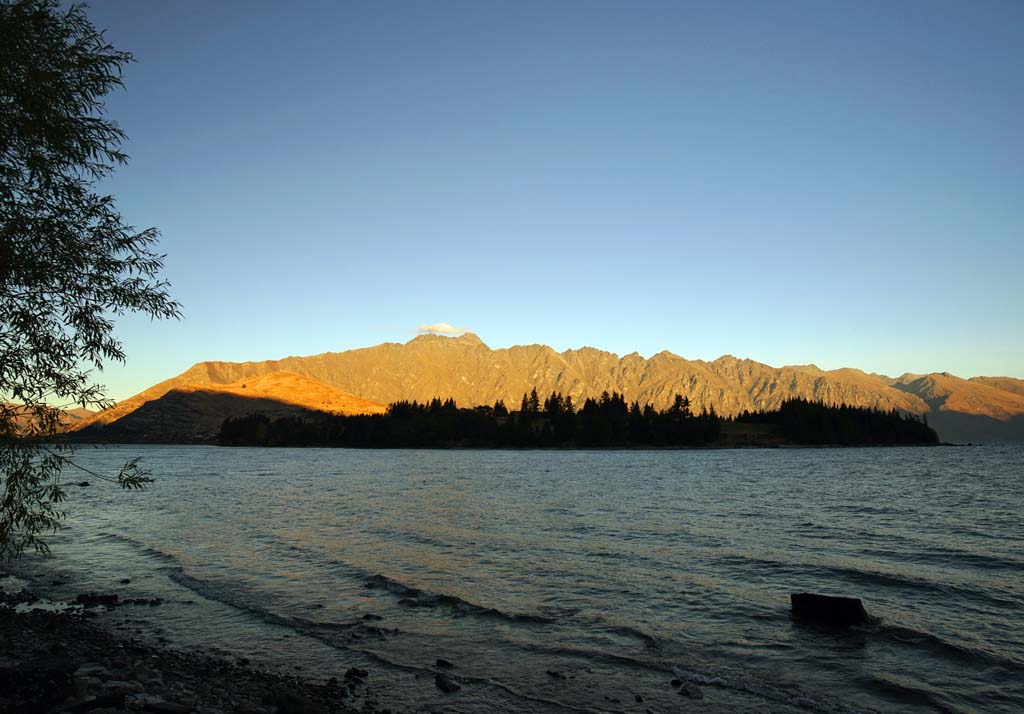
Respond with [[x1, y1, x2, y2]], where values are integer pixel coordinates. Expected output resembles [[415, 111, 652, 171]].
[[1, 577, 717, 714], [0, 585, 379, 714]]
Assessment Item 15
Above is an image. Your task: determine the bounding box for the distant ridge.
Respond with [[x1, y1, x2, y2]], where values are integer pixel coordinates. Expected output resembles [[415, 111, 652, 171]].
[[2, 404, 95, 433], [75, 334, 1024, 443], [969, 376, 1024, 398]]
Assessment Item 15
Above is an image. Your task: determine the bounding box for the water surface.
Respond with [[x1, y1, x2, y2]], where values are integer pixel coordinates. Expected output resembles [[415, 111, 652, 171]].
[[12, 445, 1023, 713]]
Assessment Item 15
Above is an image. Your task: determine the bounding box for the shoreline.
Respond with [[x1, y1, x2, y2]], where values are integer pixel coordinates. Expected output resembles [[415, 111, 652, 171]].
[[67, 439, 956, 450], [0, 583, 375, 714]]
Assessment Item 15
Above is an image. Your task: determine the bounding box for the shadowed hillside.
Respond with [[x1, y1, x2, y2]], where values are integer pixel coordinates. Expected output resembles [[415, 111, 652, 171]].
[[72, 334, 1024, 443], [73, 372, 385, 443]]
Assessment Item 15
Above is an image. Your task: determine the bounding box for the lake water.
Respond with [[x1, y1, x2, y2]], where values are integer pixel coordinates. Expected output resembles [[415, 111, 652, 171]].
[[9, 445, 1023, 713]]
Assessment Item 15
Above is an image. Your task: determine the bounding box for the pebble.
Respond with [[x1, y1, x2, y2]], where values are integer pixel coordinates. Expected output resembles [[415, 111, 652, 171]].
[[234, 703, 273, 714], [234, 703, 271, 714], [679, 683, 704, 700], [144, 699, 196, 713], [77, 674, 104, 690], [103, 679, 144, 695], [266, 690, 315, 714], [76, 662, 109, 677], [344, 667, 369, 681]]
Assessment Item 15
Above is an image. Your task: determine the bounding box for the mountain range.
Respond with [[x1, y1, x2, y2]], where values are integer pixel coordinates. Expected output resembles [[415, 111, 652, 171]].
[[72, 333, 1024, 443]]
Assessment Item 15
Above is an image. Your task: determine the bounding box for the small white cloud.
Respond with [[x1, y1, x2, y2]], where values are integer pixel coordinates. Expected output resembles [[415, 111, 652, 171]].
[[417, 322, 468, 336]]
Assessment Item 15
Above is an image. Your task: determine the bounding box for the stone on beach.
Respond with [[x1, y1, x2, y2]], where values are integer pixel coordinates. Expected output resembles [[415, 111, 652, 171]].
[[679, 683, 704, 699], [343, 667, 368, 681], [142, 699, 195, 713]]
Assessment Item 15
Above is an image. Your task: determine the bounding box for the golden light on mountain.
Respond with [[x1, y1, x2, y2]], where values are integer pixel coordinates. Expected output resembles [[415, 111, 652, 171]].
[[74, 335, 1024, 443], [73, 372, 385, 443]]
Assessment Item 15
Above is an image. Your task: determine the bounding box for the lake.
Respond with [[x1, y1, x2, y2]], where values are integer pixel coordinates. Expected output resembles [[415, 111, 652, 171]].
[[10, 445, 1023, 713]]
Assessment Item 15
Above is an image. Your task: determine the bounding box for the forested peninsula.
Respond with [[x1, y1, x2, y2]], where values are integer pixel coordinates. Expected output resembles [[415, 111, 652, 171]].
[[219, 392, 939, 449]]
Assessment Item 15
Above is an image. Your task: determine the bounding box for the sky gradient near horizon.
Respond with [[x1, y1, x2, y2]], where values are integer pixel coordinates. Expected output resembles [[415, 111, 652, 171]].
[[82, 0, 1022, 400]]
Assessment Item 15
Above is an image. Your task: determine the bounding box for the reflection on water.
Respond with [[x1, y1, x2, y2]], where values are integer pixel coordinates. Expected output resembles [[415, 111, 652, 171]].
[[11, 445, 1024, 714]]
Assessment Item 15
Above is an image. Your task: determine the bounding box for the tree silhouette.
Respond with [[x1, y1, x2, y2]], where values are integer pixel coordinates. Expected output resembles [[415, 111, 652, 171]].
[[528, 388, 541, 414], [219, 392, 935, 450], [0, 0, 180, 557]]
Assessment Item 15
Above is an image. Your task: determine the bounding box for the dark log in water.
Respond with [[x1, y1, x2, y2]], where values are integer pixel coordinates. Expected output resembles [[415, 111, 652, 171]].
[[791, 593, 868, 626]]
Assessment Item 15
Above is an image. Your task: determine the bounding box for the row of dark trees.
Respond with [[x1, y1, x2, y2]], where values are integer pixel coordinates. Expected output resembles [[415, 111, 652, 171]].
[[218, 390, 938, 448], [735, 399, 939, 445], [220, 389, 721, 448]]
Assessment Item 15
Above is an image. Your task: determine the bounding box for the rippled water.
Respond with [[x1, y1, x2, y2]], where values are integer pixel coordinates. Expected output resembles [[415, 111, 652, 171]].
[[10, 445, 1023, 713]]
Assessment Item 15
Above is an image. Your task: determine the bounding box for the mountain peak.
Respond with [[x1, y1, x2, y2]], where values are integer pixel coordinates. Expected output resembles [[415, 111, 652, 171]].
[[407, 331, 487, 348], [455, 331, 486, 347]]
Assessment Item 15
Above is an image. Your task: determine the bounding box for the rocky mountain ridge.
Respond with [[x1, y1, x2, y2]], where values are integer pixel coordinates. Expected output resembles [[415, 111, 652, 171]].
[[74, 333, 1024, 442]]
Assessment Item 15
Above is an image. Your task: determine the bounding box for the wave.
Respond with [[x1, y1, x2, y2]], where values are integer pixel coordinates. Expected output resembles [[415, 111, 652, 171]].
[[92, 532, 180, 564], [856, 674, 959, 714], [356, 571, 663, 650], [599, 623, 659, 648], [363, 526, 455, 551], [816, 564, 1020, 610], [716, 552, 1021, 609], [322, 642, 602, 714], [838, 505, 902, 515], [670, 664, 879, 714], [855, 546, 1024, 573], [870, 623, 1024, 673], [165, 567, 395, 641], [168, 568, 312, 629], [363, 574, 555, 624], [165, 565, 556, 640]]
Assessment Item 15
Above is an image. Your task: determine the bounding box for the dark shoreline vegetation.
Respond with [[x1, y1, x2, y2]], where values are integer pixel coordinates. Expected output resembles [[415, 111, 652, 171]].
[[219, 392, 939, 449]]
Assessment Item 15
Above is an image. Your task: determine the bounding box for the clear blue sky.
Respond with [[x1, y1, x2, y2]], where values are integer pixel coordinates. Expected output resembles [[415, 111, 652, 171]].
[[83, 0, 1022, 400]]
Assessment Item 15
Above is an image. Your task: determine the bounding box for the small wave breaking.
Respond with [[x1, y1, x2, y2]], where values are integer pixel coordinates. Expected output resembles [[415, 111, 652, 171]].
[[363, 574, 556, 624]]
